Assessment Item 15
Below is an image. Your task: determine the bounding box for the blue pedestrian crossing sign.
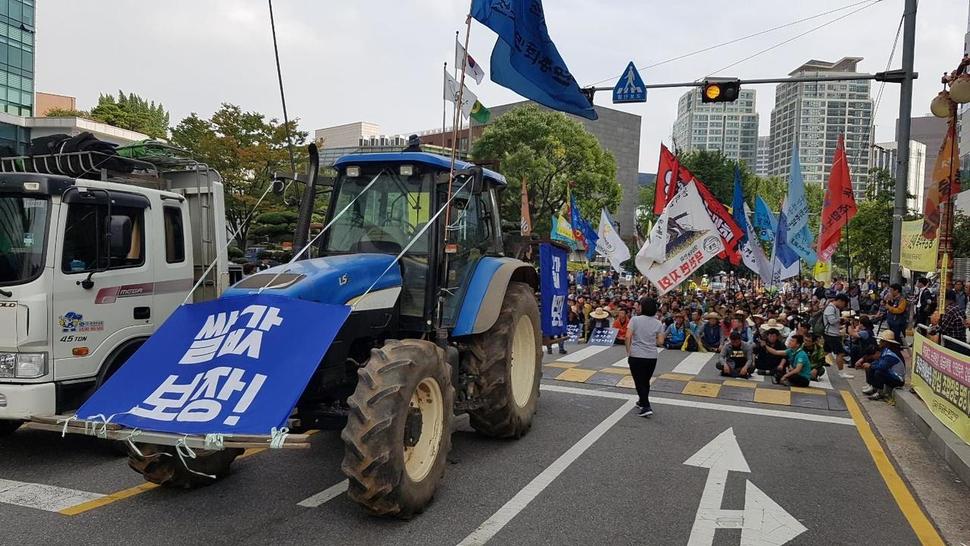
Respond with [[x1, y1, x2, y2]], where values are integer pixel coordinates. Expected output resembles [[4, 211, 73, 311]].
[[613, 62, 646, 104]]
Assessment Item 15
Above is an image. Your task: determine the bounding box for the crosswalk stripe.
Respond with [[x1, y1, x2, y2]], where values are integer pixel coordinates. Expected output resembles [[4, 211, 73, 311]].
[[671, 352, 712, 375], [0, 479, 103, 513], [608, 348, 663, 369], [297, 479, 349, 508], [557, 345, 611, 363]]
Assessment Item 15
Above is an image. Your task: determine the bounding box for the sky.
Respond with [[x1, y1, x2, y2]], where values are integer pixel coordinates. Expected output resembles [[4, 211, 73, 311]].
[[35, 0, 969, 174]]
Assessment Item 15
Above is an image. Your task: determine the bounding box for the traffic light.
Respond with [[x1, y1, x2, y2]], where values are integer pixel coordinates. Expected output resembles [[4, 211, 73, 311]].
[[701, 79, 741, 103]]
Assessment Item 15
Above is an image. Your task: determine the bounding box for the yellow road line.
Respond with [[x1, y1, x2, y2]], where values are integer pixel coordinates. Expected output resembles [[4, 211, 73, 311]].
[[599, 367, 632, 376], [658, 372, 695, 382], [555, 368, 597, 383], [724, 379, 758, 389], [682, 381, 721, 398], [544, 362, 579, 369], [790, 386, 826, 396], [60, 429, 320, 516], [840, 391, 945, 546]]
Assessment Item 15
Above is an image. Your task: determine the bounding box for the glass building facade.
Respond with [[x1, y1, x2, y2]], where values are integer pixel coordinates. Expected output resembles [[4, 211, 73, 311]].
[[0, 0, 33, 154]]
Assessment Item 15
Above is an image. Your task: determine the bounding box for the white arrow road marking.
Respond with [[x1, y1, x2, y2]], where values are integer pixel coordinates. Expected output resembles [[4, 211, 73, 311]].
[[297, 479, 348, 508], [685, 428, 806, 546], [0, 478, 103, 513]]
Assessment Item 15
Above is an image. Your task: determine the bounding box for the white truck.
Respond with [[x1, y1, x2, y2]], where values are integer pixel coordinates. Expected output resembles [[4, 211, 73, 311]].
[[0, 147, 228, 435]]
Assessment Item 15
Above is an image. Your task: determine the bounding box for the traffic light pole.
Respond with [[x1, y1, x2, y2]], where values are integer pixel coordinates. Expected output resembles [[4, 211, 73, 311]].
[[583, 71, 912, 95], [890, 0, 918, 286]]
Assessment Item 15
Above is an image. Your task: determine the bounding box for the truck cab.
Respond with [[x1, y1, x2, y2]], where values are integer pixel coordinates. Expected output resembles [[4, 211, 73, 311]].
[[0, 149, 227, 432]]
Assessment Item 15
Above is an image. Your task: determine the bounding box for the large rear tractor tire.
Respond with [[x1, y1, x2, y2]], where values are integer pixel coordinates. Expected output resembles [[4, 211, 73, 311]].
[[341, 339, 454, 519], [466, 281, 542, 439], [127, 443, 244, 489], [0, 419, 22, 436]]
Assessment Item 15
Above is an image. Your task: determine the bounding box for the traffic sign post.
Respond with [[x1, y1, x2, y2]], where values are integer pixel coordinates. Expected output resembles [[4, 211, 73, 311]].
[[612, 62, 647, 104]]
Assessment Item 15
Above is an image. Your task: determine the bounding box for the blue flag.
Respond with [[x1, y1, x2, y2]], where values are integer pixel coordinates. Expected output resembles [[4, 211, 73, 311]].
[[471, 0, 597, 120], [753, 196, 777, 242], [774, 208, 800, 268], [539, 243, 568, 337], [730, 167, 748, 246], [77, 295, 350, 435], [784, 145, 817, 266]]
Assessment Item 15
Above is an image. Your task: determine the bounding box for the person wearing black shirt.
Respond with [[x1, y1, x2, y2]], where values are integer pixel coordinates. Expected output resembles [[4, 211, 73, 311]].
[[755, 328, 785, 376]]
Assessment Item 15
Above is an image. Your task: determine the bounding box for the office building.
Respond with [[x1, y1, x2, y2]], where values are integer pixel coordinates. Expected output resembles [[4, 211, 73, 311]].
[[901, 115, 948, 200], [0, 0, 34, 154], [767, 57, 873, 199], [314, 121, 381, 149], [755, 136, 770, 176], [671, 88, 759, 169], [416, 101, 642, 238], [869, 140, 927, 213]]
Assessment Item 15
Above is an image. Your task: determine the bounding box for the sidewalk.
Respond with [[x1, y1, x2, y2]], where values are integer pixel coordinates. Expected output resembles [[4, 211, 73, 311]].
[[846, 372, 970, 545]]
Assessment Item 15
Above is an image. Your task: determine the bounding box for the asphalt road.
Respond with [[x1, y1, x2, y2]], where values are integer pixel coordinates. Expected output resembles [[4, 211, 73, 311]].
[[0, 344, 938, 545]]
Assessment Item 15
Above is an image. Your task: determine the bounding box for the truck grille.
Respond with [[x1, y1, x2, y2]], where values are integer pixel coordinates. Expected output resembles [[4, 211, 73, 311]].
[[0, 393, 6, 408]]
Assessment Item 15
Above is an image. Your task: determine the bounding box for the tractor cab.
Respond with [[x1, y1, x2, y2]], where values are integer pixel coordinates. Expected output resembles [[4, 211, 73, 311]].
[[323, 152, 507, 334]]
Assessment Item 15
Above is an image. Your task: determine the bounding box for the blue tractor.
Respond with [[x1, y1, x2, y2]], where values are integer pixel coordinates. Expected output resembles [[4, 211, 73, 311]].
[[127, 145, 543, 518]]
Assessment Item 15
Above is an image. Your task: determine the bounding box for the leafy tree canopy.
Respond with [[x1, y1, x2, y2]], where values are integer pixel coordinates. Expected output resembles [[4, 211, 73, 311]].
[[471, 105, 620, 236], [89, 91, 171, 139]]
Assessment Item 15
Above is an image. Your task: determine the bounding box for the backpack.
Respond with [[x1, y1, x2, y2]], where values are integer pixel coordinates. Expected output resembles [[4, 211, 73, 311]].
[[810, 311, 825, 337]]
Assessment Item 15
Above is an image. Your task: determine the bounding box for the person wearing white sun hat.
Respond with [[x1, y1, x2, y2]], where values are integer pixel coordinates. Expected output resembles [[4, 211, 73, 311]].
[[857, 330, 906, 401]]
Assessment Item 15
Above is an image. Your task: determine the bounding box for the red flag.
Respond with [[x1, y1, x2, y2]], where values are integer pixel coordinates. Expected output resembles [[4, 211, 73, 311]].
[[654, 144, 679, 215], [818, 135, 858, 262], [922, 118, 960, 240], [675, 165, 744, 266]]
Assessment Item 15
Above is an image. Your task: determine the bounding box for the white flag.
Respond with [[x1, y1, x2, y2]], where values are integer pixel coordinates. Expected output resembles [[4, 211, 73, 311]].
[[596, 208, 630, 274], [740, 204, 772, 283], [455, 40, 486, 85], [444, 69, 477, 119], [635, 182, 724, 295]]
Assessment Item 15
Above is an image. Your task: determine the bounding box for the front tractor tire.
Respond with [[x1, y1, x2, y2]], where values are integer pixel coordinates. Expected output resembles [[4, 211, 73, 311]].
[[341, 339, 455, 519], [127, 443, 244, 489], [466, 281, 542, 439]]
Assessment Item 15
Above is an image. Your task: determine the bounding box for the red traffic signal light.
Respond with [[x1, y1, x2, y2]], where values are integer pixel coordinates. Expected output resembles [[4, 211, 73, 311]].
[[701, 79, 741, 103]]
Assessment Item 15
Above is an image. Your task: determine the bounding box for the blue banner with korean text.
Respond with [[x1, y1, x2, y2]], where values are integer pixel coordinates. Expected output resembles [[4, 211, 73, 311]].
[[539, 243, 568, 337], [77, 294, 350, 435]]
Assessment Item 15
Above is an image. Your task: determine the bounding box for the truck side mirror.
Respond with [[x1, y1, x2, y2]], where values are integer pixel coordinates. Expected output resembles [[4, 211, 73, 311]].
[[108, 215, 132, 259]]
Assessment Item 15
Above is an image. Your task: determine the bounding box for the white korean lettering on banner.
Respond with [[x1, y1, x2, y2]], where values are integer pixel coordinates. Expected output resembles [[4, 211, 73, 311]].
[[180, 305, 284, 364], [551, 295, 565, 327], [129, 366, 267, 425], [552, 255, 562, 290]]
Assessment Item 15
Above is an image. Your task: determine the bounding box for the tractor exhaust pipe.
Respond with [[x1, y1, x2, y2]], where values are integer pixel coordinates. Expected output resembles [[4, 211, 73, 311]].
[[292, 143, 320, 258]]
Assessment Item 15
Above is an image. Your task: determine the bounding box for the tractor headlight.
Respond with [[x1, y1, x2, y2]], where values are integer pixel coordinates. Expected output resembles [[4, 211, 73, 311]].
[[0, 352, 47, 378]]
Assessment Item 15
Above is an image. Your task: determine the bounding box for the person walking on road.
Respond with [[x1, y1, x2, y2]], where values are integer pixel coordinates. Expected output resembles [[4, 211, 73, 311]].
[[823, 294, 853, 379], [626, 297, 664, 418]]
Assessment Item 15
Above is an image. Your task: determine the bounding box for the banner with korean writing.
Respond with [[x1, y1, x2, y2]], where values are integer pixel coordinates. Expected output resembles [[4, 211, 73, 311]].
[[539, 243, 568, 337], [77, 294, 350, 435], [635, 182, 725, 295], [912, 332, 970, 445], [900, 219, 939, 272]]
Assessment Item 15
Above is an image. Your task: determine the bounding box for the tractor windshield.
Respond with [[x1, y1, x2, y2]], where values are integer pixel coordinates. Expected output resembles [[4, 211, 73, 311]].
[[324, 170, 432, 256], [0, 195, 49, 286]]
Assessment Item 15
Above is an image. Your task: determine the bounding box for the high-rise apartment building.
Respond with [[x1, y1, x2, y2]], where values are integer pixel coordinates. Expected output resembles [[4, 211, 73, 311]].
[[755, 135, 770, 176], [0, 0, 34, 153], [671, 88, 759, 169], [869, 140, 927, 213], [901, 115, 948, 199], [767, 58, 873, 199]]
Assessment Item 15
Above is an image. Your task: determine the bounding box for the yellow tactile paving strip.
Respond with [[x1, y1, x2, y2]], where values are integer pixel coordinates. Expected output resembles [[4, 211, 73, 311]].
[[544, 365, 839, 409]]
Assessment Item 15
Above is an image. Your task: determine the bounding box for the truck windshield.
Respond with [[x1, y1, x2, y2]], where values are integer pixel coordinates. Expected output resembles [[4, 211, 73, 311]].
[[0, 195, 49, 285], [324, 171, 432, 255]]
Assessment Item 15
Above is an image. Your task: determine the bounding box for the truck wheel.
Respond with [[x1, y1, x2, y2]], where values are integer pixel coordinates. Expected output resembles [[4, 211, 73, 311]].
[[0, 420, 22, 436], [127, 443, 244, 489], [341, 339, 454, 519], [466, 281, 542, 439]]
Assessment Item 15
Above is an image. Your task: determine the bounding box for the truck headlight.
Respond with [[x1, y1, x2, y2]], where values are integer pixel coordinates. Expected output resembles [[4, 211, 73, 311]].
[[0, 353, 47, 378]]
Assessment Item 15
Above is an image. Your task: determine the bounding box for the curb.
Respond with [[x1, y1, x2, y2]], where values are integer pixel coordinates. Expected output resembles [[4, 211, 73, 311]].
[[895, 389, 970, 486]]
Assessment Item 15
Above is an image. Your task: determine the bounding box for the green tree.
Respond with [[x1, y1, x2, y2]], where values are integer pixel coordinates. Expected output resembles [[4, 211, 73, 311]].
[[170, 104, 307, 249], [954, 212, 970, 259], [44, 107, 92, 118], [89, 91, 170, 138], [471, 105, 619, 236]]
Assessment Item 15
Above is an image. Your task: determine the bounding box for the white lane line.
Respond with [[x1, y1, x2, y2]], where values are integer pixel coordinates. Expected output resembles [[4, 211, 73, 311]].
[[672, 352, 713, 375], [0, 479, 103, 513], [458, 398, 637, 545], [539, 384, 854, 426], [297, 479, 349, 508], [609, 348, 663, 369], [556, 344, 612, 363]]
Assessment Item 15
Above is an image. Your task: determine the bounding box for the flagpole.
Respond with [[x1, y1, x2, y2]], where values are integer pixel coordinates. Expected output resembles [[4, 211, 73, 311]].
[[445, 16, 473, 236], [441, 61, 448, 148]]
